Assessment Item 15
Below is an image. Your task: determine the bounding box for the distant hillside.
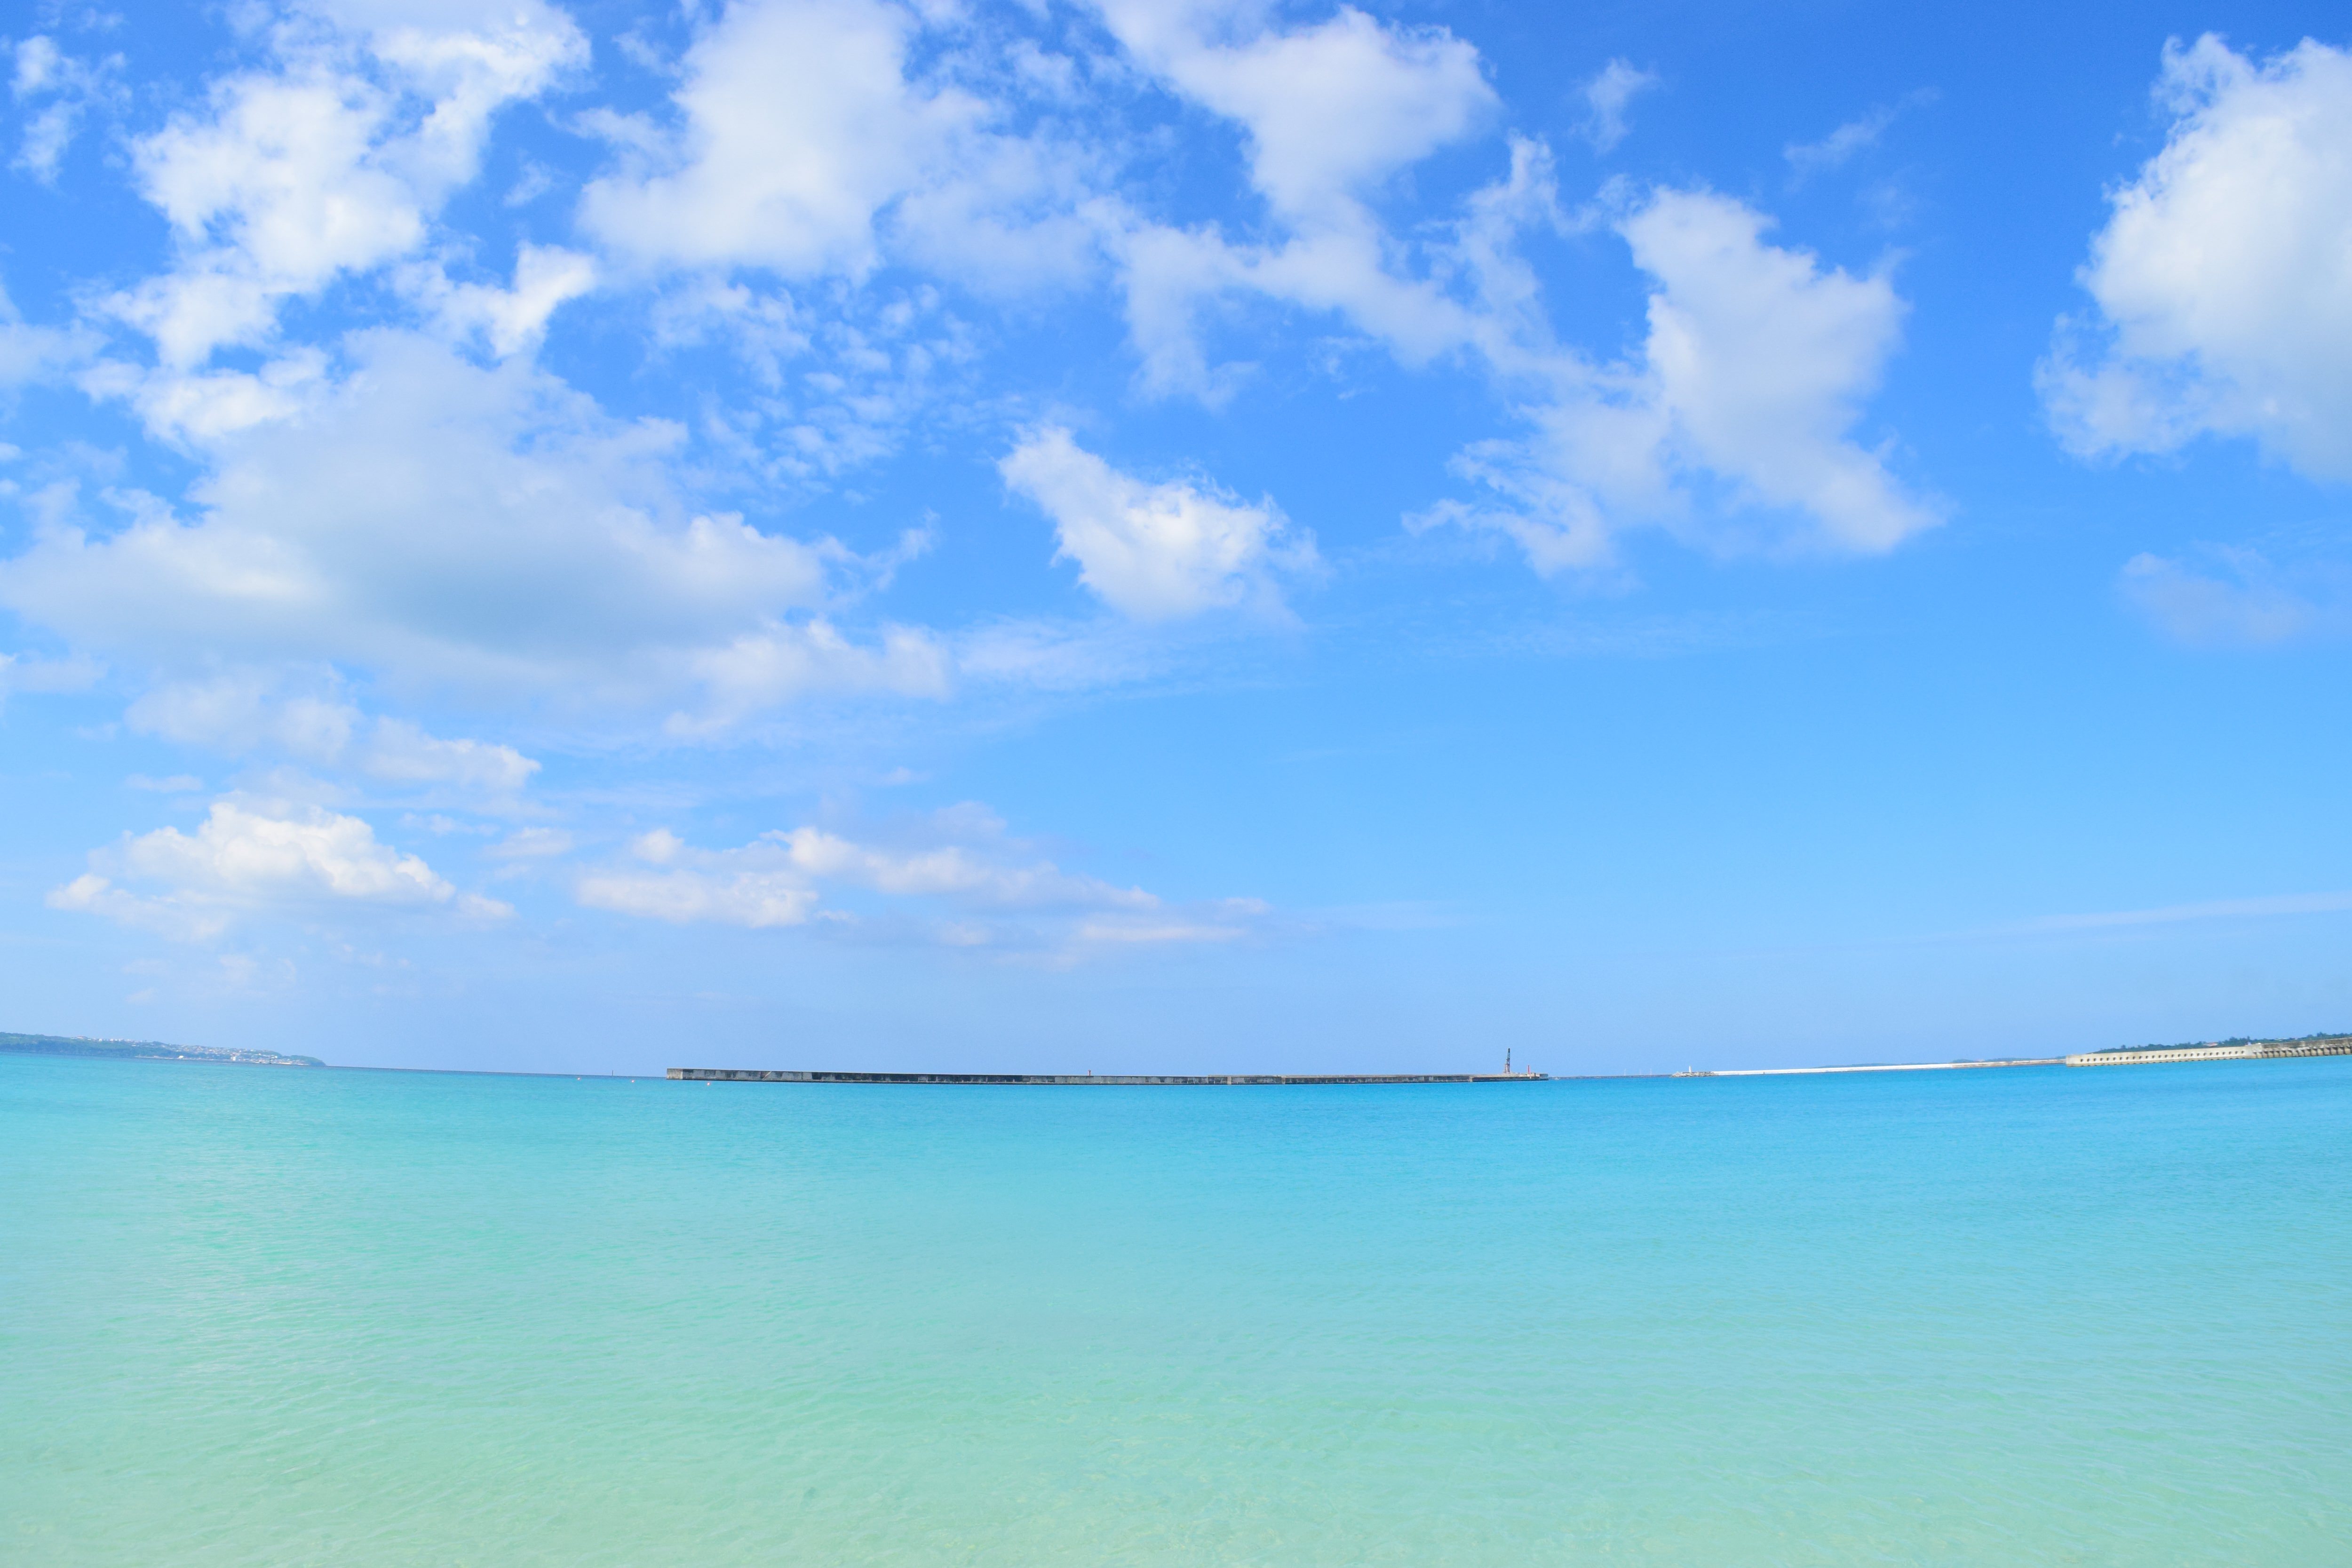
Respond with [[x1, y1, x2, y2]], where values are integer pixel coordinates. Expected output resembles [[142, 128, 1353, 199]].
[[0, 1032, 324, 1068]]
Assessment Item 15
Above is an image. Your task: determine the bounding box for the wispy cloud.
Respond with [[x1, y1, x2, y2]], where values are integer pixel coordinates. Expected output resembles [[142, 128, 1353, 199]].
[[1785, 89, 1936, 178], [2023, 891, 2352, 932], [573, 808, 1270, 958], [1578, 59, 1657, 153], [2120, 546, 2348, 647]]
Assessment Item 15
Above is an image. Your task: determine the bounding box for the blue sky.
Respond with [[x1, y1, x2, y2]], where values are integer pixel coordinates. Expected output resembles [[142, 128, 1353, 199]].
[[2, 0, 2348, 1074]]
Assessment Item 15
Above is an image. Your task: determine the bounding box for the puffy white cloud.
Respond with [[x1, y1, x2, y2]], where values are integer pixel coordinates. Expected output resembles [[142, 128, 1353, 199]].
[[2042, 36, 2352, 479], [1000, 426, 1317, 619], [579, 0, 1096, 291], [1112, 4, 1494, 222], [1088, 16, 1934, 562], [1431, 189, 1938, 569], [1579, 59, 1656, 154], [110, 2, 584, 365], [582, 0, 961, 277], [404, 243, 596, 358], [78, 350, 333, 443], [5, 0, 1946, 778], [5, 334, 924, 718], [49, 797, 509, 939], [1095, 2, 1495, 396], [130, 801, 457, 899], [1616, 191, 1934, 549]]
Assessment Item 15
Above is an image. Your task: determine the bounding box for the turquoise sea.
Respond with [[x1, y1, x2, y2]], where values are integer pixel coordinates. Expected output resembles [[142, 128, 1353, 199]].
[[5, 1054, 2348, 1566]]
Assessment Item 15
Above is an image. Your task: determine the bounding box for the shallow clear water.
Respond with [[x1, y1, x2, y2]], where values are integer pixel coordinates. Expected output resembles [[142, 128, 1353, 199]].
[[4, 1054, 2347, 1566]]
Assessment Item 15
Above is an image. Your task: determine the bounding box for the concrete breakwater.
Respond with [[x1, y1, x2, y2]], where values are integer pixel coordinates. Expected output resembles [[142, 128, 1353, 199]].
[[668, 1068, 1548, 1085], [2066, 1036, 2352, 1067], [672, 1036, 2352, 1086]]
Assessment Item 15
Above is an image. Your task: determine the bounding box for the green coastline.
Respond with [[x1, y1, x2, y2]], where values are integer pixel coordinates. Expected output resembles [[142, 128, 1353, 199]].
[[0, 1030, 323, 1069]]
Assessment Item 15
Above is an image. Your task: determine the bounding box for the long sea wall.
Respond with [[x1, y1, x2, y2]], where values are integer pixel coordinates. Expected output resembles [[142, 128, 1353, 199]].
[[667, 1068, 1547, 1085], [2065, 1037, 2352, 1067]]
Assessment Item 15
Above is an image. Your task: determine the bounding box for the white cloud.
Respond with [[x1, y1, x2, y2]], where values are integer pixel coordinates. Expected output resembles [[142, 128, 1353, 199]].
[[1073, 900, 1263, 945], [582, 0, 958, 277], [1431, 188, 1938, 569], [1782, 93, 1933, 178], [577, 829, 822, 928], [2042, 36, 2352, 479], [574, 808, 1245, 954], [1000, 426, 1316, 619], [1095, 2, 1495, 397], [126, 773, 207, 793], [677, 620, 952, 731], [0, 648, 102, 698], [78, 350, 334, 444], [127, 678, 358, 758], [109, 2, 584, 366], [1112, 222, 1261, 400], [5, 333, 931, 719], [779, 821, 1154, 907], [0, 280, 96, 387], [49, 797, 509, 939], [487, 825, 572, 859], [1579, 59, 1656, 154], [1114, 4, 1494, 222], [4, 0, 1947, 774], [579, 0, 1095, 292], [11, 35, 121, 182], [48, 875, 234, 942], [2119, 547, 2341, 646], [1085, 14, 1935, 564], [363, 717, 538, 791], [404, 243, 596, 358], [949, 614, 1177, 693], [123, 675, 538, 792], [2025, 889, 2352, 932], [1614, 191, 1933, 549]]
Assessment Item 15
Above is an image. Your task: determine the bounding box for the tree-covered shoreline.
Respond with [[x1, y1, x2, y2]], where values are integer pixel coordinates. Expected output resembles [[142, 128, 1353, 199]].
[[0, 1032, 323, 1068], [2090, 1032, 2352, 1056]]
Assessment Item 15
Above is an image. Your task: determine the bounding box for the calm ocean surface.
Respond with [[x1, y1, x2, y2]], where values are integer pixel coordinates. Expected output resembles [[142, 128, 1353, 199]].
[[5, 1054, 2347, 1566]]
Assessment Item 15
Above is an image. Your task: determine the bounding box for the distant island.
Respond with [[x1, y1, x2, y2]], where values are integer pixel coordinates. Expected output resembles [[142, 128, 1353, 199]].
[[0, 1031, 323, 1068], [2085, 1031, 2351, 1056]]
